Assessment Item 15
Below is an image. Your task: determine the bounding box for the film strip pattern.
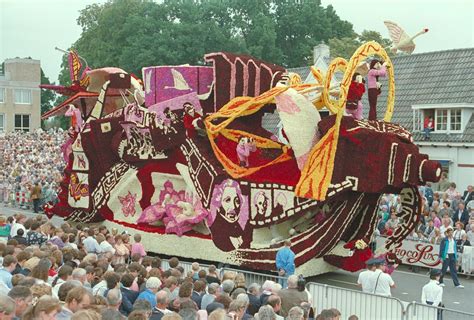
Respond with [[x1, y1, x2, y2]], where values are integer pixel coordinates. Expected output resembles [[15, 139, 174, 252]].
[[240, 181, 318, 227], [180, 140, 218, 208]]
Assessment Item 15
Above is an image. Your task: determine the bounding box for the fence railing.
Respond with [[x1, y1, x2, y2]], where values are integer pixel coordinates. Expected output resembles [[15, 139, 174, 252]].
[[405, 302, 474, 320], [306, 282, 405, 320], [220, 267, 286, 287], [161, 259, 212, 276]]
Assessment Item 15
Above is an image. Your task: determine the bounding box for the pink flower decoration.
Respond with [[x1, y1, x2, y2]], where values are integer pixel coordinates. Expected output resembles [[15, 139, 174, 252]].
[[118, 191, 137, 217]]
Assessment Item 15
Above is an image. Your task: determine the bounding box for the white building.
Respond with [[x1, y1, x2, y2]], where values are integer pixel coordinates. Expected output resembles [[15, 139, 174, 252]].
[[0, 58, 41, 132]]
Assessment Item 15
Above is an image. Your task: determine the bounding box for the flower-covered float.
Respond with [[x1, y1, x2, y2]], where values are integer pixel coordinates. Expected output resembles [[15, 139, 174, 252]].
[[43, 42, 441, 276]]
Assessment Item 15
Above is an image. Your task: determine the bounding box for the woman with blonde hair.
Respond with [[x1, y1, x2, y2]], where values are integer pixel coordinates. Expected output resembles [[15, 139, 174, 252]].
[[430, 228, 442, 245], [31, 283, 53, 298], [113, 234, 130, 265], [233, 273, 247, 291], [22, 295, 61, 320]]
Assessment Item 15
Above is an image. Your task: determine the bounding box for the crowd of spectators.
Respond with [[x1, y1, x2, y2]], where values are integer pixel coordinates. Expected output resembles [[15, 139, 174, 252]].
[[0, 213, 352, 320], [0, 129, 66, 212], [375, 178, 474, 271]]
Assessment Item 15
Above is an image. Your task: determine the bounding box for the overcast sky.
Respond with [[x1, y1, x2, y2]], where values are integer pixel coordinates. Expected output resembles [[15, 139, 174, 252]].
[[1, 0, 473, 83]]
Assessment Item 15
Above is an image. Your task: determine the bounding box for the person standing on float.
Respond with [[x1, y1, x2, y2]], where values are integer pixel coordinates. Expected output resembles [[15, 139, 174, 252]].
[[276, 240, 295, 288], [367, 60, 388, 121]]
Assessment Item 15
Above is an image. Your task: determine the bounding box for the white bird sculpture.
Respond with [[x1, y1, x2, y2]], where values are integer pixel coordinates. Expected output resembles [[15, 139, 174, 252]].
[[164, 68, 192, 91], [384, 21, 429, 54]]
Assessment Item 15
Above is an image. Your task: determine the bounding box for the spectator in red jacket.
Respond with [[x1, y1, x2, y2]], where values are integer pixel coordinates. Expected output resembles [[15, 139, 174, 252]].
[[423, 116, 434, 140]]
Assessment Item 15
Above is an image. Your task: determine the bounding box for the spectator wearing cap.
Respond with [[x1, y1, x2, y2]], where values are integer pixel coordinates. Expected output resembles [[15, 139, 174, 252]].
[[357, 258, 376, 293], [137, 277, 162, 309], [367, 258, 395, 297], [439, 226, 464, 288], [421, 269, 443, 307]]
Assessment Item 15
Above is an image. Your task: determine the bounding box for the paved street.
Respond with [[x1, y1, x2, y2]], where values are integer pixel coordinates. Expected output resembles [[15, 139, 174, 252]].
[[308, 262, 474, 313], [1, 203, 473, 314]]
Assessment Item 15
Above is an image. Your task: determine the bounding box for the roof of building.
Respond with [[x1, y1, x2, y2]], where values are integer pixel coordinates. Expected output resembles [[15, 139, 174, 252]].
[[289, 48, 474, 143]]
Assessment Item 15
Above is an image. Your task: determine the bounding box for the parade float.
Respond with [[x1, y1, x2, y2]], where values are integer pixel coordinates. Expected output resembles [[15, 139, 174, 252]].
[[42, 41, 441, 276]]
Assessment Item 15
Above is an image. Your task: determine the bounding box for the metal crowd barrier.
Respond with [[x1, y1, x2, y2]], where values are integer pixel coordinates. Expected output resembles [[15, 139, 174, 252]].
[[162, 259, 212, 276], [306, 282, 405, 320], [405, 302, 474, 320], [220, 267, 286, 287]]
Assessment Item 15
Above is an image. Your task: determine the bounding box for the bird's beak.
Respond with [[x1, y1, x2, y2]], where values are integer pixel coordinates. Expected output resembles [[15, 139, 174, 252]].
[[424, 28, 429, 32]]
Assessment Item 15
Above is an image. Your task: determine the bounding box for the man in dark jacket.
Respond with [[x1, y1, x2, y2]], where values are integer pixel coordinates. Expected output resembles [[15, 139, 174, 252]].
[[439, 227, 464, 288], [150, 290, 172, 320], [12, 229, 28, 246], [452, 202, 469, 226], [119, 273, 139, 316], [463, 185, 473, 205], [191, 280, 205, 309], [246, 283, 261, 316]]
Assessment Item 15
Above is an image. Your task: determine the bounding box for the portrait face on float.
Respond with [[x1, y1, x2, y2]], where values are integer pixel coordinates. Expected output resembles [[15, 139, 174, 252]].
[[219, 185, 241, 223], [210, 179, 249, 229], [254, 191, 269, 216]]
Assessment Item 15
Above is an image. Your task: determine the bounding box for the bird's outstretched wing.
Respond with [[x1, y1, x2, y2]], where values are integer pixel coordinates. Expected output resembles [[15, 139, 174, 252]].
[[384, 21, 411, 45], [171, 68, 191, 90]]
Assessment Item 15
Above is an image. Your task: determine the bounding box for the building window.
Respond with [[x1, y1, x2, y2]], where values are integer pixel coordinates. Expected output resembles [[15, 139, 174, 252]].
[[435, 109, 448, 131], [14, 114, 30, 132], [450, 109, 462, 131], [0, 114, 5, 132], [0, 88, 5, 103], [14, 89, 32, 104]]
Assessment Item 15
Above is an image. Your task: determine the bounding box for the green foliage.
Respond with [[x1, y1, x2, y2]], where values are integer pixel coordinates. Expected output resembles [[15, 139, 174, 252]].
[[57, 0, 381, 82], [55, 0, 394, 87], [40, 69, 56, 115], [40, 70, 56, 129], [328, 29, 393, 60]]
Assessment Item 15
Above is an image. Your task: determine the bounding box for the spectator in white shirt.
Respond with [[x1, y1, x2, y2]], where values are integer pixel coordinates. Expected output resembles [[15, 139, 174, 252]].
[[82, 229, 103, 254], [421, 269, 443, 307], [357, 259, 376, 293], [467, 224, 474, 243], [10, 215, 27, 238], [99, 234, 116, 258], [367, 258, 395, 297]]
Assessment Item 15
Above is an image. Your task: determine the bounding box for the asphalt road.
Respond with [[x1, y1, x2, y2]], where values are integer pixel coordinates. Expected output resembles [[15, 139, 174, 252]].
[[1, 203, 473, 314]]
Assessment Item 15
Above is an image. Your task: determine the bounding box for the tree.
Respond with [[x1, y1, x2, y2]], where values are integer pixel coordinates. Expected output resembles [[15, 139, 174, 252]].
[[40, 69, 56, 115], [328, 30, 393, 61], [56, 0, 365, 82]]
